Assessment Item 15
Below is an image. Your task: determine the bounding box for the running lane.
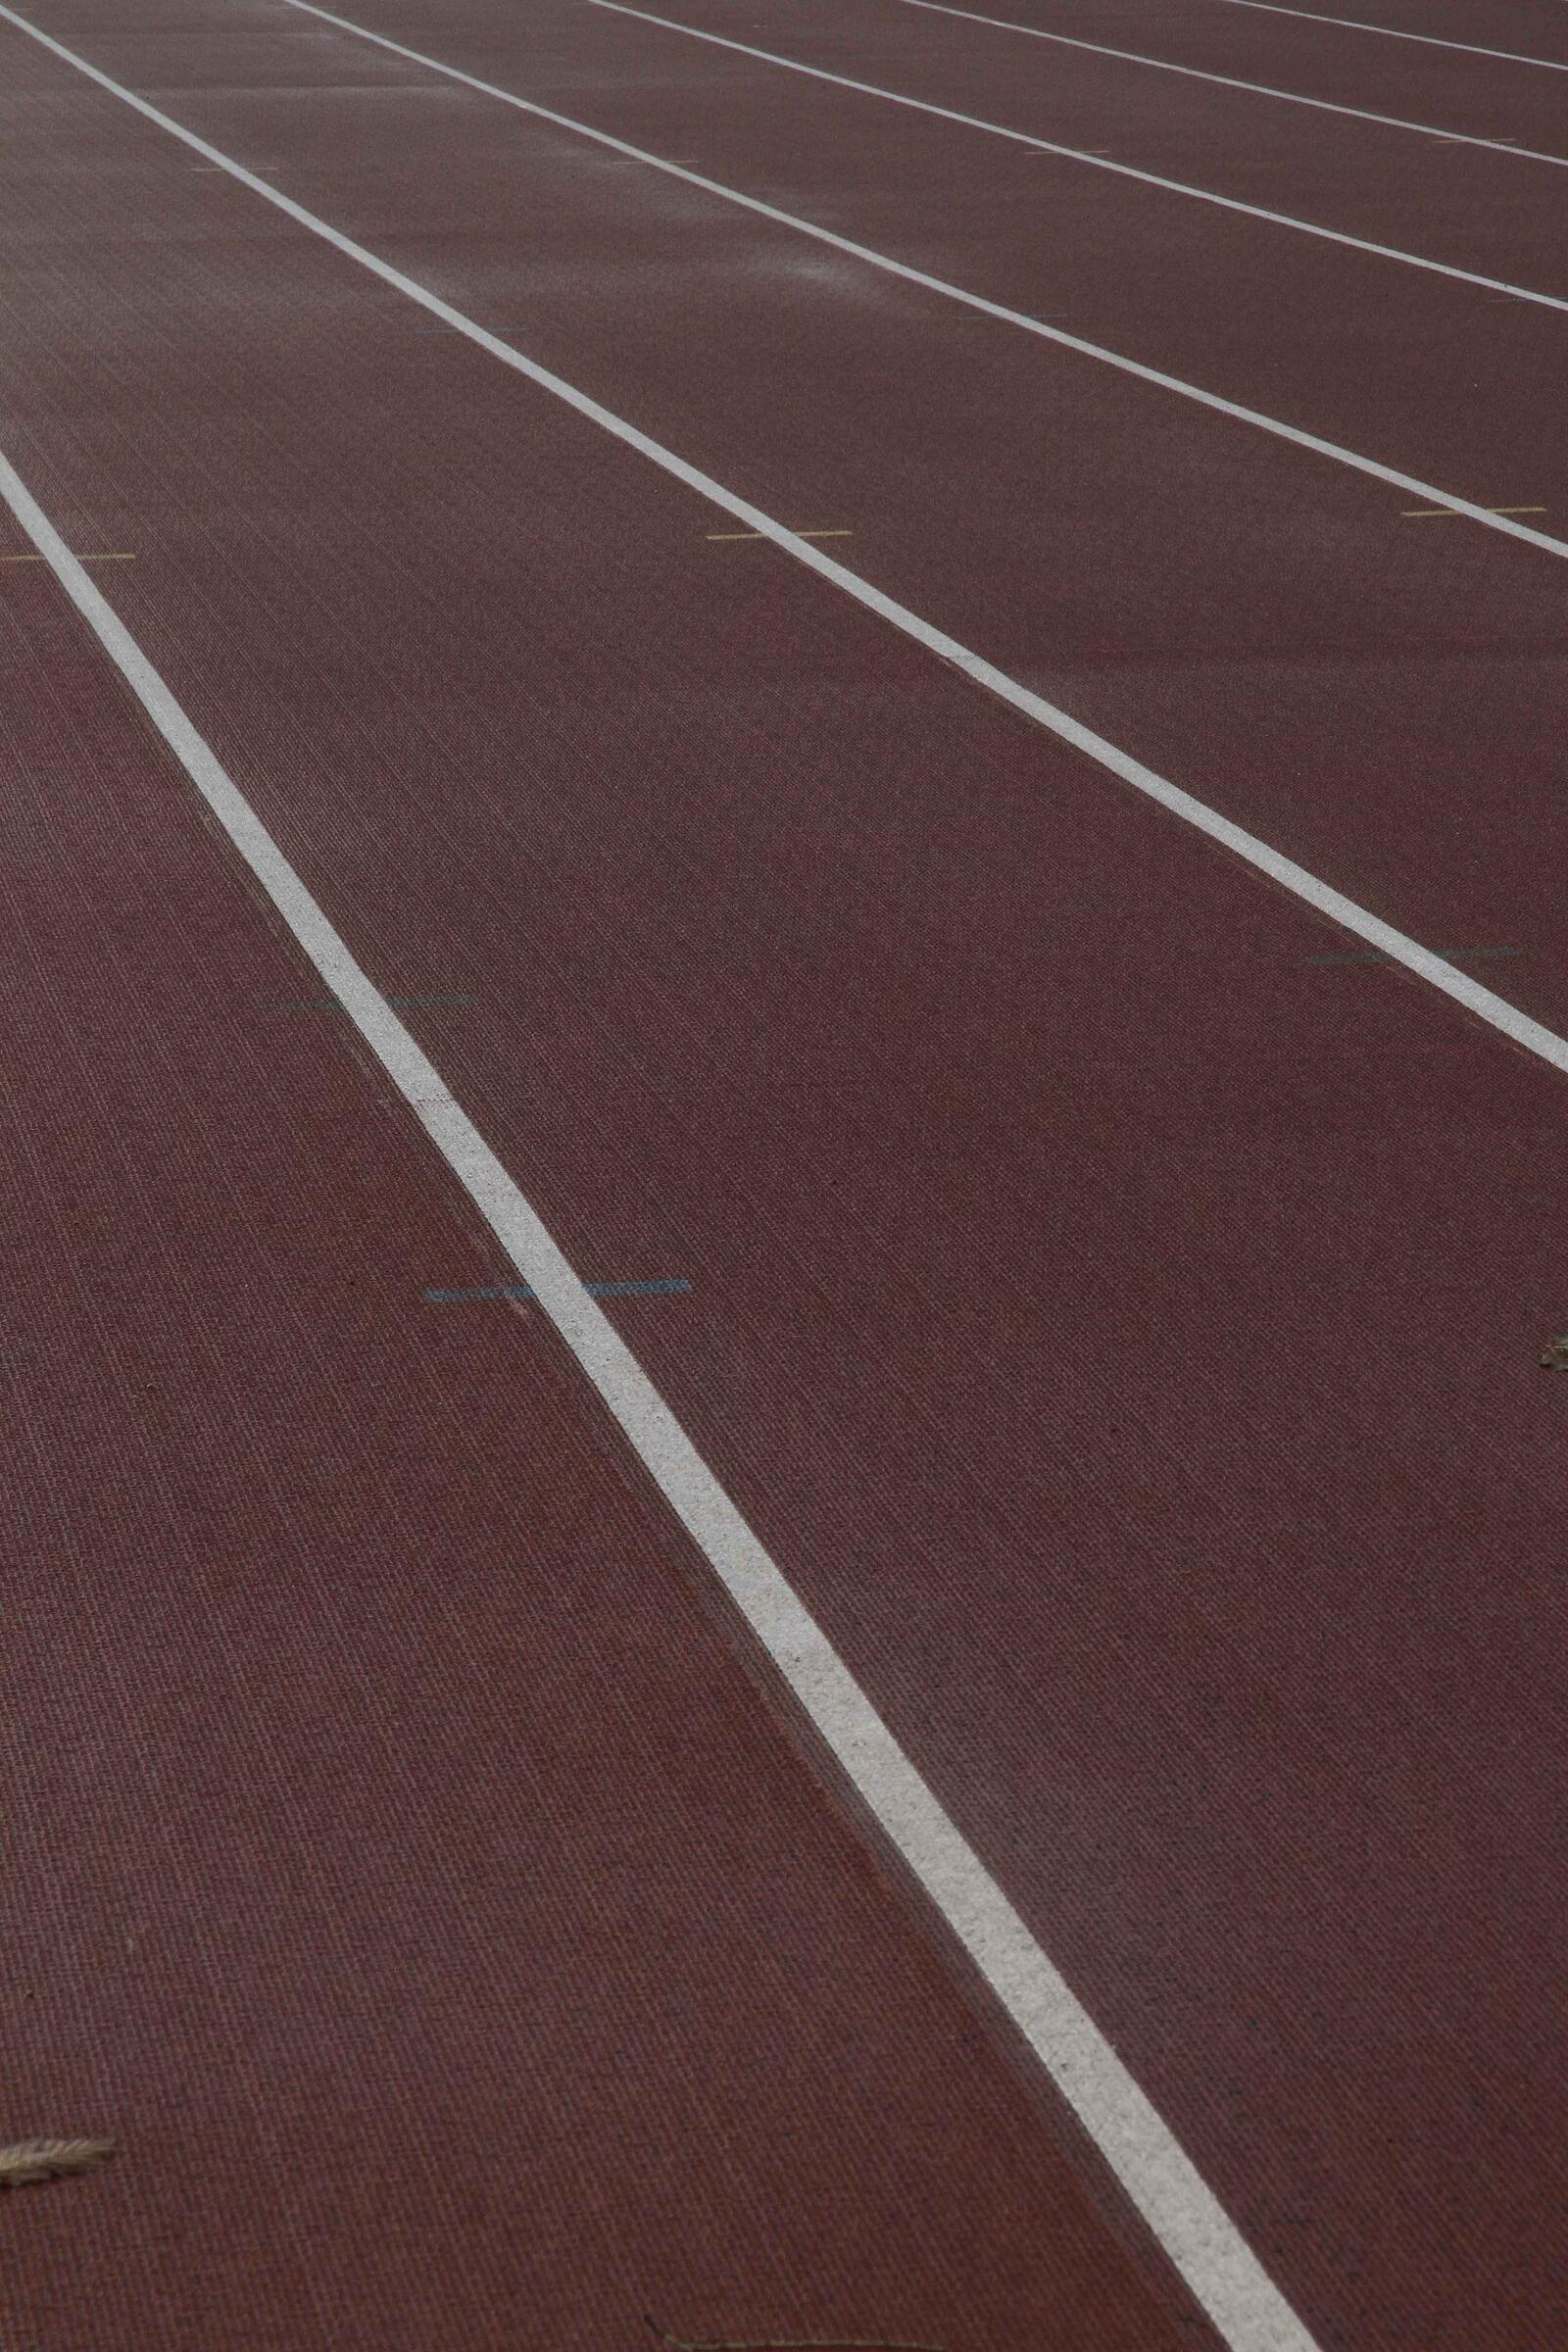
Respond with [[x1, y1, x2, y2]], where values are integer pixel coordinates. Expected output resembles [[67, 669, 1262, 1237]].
[[24, 0, 1568, 1041], [5, 9, 1568, 2350], [918, 0, 1568, 78], [1136, 0, 1568, 59], [217, 0, 1568, 582], [0, 395, 1200, 2352], [835, 0, 1568, 147], [572, 0, 1568, 291]]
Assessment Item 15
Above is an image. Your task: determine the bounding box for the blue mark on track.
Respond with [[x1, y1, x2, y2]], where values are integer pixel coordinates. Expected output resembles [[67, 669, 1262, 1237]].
[[1301, 945, 1520, 968], [424, 1277, 692, 1304], [259, 992, 474, 1012]]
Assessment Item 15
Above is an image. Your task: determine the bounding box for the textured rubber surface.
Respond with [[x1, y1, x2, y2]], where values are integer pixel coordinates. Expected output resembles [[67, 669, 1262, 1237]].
[[0, 490, 1202, 2350], [3, 1, 1565, 2345]]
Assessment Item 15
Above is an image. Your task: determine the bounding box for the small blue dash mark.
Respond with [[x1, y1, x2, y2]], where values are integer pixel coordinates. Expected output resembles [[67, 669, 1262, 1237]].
[[588, 1278, 693, 1299], [1301, 946, 1521, 968], [423, 1277, 692, 1304], [259, 992, 474, 1012]]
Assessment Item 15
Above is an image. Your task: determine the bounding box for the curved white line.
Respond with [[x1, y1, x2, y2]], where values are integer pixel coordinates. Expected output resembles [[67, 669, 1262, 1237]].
[[1199, 0, 1568, 74], [261, 3, 1568, 553], [696, 0, 1568, 171], [892, 0, 1568, 163], [282, 0, 1568, 318], [594, 1, 1568, 285]]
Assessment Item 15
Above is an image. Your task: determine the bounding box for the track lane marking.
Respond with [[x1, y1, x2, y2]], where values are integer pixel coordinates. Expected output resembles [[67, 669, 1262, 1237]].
[[1200, 0, 1568, 72], [612, 0, 1568, 172], [201, 5, 1568, 547], [257, 989, 476, 1010], [891, 0, 1568, 162], [424, 1278, 693, 1301], [272, 0, 1568, 317], [707, 526, 852, 539], [3, 550, 134, 561], [1301, 944, 1521, 965], [572, 0, 1568, 310], [0, 421, 1325, 2352], [1402, 503, 1546, 517]]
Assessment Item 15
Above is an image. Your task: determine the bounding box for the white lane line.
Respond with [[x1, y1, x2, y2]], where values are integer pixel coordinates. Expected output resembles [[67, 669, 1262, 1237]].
[[195, 12, 1568, 556], [1200, 0, 1568, 73], [589, 2, 1568, 314], [890, 0, 1568, 163], [0, 443, 1326, 2352]]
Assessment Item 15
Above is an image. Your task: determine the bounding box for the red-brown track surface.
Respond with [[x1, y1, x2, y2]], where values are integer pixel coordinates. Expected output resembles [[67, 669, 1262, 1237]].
[[2, 1, 1565, 2345]]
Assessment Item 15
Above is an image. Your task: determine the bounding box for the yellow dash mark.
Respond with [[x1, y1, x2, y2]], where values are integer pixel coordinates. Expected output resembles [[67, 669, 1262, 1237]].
[[706, 529, 853, 541], [2, 552, 135, 563], [1401, 505, 1546, 518]]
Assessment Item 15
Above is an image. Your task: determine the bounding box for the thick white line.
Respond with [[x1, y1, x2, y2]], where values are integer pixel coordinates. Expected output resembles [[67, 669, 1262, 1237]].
[[0, 384, 1330, 2352], [585, 1, 1568, 318], [1200, 0, 1568, 74], [887, 0, 1568, 163], [276, 0, 1568, 321]]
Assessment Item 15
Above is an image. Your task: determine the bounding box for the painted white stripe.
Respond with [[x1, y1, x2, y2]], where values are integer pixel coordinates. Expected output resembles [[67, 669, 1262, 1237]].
[[0, 392, 1330, 2352], [606, 0, 1568, 172], [275, 0, 1568, 320], [582, 0, 1568, 318], [1200, 0, 1568, 74]]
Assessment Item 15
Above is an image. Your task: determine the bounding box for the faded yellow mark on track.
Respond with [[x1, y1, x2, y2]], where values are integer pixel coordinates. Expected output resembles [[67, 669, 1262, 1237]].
[[1402, 504, 1546, 518]]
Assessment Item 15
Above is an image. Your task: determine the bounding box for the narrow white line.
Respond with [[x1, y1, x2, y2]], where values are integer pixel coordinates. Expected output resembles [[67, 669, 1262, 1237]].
[[1200, 0, 1568, 74], [273, 0, 1568, 320], [580, 0, 1568, 315], [0, 437, 1325, 2352], [888, 0, 1568, 163], [162, 11, 1568, 567]]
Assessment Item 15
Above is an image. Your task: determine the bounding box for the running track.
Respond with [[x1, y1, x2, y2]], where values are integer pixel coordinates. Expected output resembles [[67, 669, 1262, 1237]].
[[2, 0, 1565, 2344]]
